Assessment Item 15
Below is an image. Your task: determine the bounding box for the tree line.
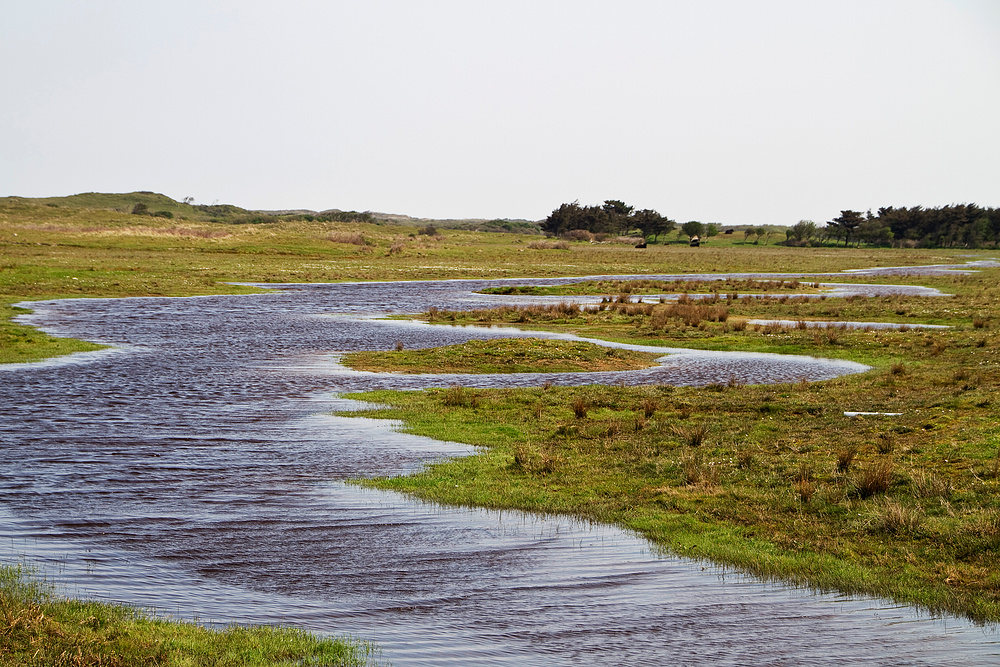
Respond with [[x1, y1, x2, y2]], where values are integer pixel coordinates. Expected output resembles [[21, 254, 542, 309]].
[[541, 200, 677, 241], [821, 204, 1000, 248], [543, 199, 999, 249]]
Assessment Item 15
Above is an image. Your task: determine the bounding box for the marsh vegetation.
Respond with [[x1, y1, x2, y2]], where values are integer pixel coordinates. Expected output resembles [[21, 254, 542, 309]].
[[351, 273, 1000, 622], [2, 192, 999, 648]]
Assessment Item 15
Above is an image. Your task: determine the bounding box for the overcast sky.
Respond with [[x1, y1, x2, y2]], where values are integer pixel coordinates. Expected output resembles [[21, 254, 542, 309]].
[[2, 1, 998, 225]]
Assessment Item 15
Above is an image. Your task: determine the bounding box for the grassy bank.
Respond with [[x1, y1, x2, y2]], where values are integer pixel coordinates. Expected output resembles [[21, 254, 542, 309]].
[[347, 271, 1000, 622], [0, 564, 378, 667]]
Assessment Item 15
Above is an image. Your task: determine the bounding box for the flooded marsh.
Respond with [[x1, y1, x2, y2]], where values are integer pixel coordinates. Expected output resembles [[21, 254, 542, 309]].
[[2, 272, 998, 665]]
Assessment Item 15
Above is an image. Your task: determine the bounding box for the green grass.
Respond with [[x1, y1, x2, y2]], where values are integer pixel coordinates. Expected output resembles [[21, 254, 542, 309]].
[[340, 337, 660, 374], [0, 300, 107, 364], [0, 563, 380, 667]]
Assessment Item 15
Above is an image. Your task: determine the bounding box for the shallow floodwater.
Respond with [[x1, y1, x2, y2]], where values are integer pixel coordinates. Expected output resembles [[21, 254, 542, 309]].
[[2, 273, 998, 665]]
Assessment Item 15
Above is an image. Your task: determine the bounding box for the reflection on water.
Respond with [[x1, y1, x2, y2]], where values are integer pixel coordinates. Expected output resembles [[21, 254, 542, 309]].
[[2, 272, 998, 665]]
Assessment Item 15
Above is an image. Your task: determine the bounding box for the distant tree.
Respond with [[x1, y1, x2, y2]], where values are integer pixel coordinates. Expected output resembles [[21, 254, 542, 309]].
[[829, 210, 865, 246], [705, 223, 720, 238], [542, 200, 673, 240], [857, 217, 892, 246], [632, 209, 675, 242], [131, 202, 149, 215], [602, 199, 634, 235], [681, 220, 704, 240], [743, 227, 759, 244], [541, 201, 585, 236], [785, 220, 817, 245]]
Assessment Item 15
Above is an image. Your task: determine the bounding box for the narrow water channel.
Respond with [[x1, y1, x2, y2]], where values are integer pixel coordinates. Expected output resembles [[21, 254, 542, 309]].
[[2, 273, 997, 665]]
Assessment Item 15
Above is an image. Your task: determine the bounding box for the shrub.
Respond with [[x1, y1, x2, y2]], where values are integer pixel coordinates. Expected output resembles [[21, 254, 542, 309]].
[[328, 231, 368, 246], [528, 240, 570, 250], [560, 229, 593, 242]]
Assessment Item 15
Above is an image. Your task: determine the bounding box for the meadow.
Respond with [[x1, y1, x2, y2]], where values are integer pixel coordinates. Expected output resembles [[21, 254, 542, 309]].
[[0, 194, 975, 363], [1, 193, 998, 651]]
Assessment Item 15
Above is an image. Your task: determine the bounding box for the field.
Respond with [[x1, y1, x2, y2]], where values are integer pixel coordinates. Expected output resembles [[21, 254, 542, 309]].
[[2, 193, 999, 635]]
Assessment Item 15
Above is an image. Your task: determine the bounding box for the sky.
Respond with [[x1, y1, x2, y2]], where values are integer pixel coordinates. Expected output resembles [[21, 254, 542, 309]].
[[2, 1, 998, 226]]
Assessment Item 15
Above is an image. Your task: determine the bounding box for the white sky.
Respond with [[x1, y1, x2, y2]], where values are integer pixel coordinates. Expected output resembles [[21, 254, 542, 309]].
[[2, 0, 998, 225]]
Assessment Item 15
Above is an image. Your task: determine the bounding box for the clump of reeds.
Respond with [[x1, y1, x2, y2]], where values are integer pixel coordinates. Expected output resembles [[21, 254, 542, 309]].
[[910, 470, 953, 499], [736, 445, 755, 469], [852, 458, 895, 497], [681, 451, 720, 487], [641, 398, 658, 418], [870, 499, 923, 535], [836, 443, 859, 472], [512, 445, 558, 474], [875, 432, 895, 454], [443, 385, 478, 408], [672, 423, 708, 447]]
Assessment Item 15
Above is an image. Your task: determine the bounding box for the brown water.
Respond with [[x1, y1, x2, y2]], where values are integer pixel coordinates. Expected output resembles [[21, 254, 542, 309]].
[[3, 272, 997, 665]]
